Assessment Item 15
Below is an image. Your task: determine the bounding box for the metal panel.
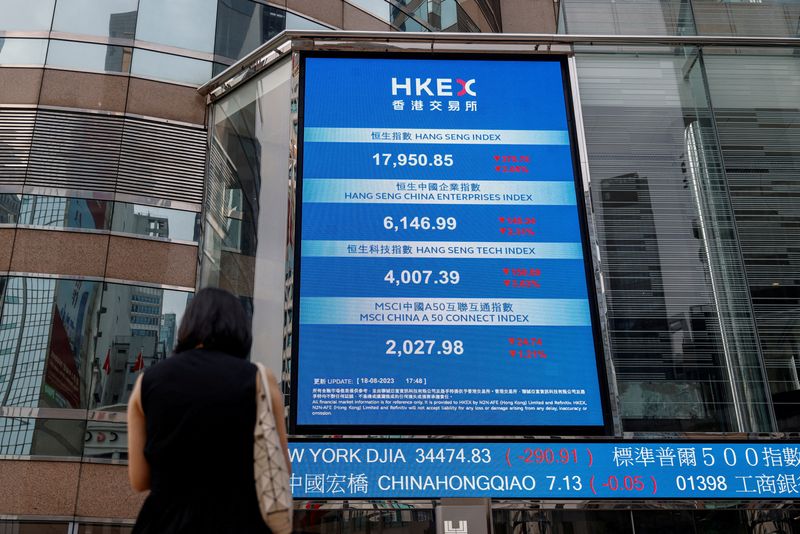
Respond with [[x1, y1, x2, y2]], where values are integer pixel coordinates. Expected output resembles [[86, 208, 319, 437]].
[[26, 110, 123, 192], [117, 117, 206, 204], [0, 109, 36, 188]]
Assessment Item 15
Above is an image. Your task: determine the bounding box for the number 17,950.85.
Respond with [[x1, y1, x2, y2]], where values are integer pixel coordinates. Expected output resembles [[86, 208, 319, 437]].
[[373, 153, 453, 167]]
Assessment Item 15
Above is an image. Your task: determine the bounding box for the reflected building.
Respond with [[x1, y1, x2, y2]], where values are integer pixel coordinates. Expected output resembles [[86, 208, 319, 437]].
[[0, 193, 19, 223], [105, 10, 136, 72], [19, 196, 111, 230], [0, 276, 183, 454], [93, 285, 166, 409], [111, 202, 170, 238], [159, 313, 176, 355], [597, 173, 737, 431], [0, 277, 57, 409]]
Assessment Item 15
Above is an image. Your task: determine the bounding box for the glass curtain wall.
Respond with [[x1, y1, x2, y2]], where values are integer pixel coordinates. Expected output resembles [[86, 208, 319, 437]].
[[560, 0, 800, 432], [0, 0, 330, 84], [1, 194, 199, 241], [559, 0, 800, 36], [575, 46, 773, 432], [202, 59, 292, 382], [702, 48, 800, 432]]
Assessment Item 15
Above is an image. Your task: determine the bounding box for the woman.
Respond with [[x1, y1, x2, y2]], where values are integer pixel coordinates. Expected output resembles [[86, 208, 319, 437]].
[[127, 287, 290, 533]]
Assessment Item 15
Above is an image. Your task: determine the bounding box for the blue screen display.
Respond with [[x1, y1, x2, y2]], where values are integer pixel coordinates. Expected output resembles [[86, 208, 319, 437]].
[[288, 441, 800, 499], [296, 55, 606, 430]]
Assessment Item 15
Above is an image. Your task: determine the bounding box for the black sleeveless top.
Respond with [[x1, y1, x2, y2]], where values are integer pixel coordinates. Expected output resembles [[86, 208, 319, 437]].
[[132, 348, 271, 534]]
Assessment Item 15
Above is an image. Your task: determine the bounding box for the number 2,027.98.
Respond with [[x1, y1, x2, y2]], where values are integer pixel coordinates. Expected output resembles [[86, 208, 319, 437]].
[[385, 339, 464, 356]]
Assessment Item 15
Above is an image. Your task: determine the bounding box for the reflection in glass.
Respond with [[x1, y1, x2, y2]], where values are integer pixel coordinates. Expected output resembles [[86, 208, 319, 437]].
[[91, 287, 191, 410], [390, 0, 475, 31], [390, 8, 429, 32], [577, 48, 771, 432], [0, 417, 86, 457], [0, 277, 191, 414], [204, 60, 292, 385], [51, 0, 137, 40], [704, 49, 800, 431], [286, 12, 330, 32], [394, 0, 430, 28], [0, 417, 33, 455], [692, 0, 800, 37], [18, 195, 112, 230], [560, 0, 696, 35], [0, 38, 48, 66], [205, 75, 263, 298], [0, 277, 59, 408], [46, 40, 132, 74], [0, 0, 56, 31], [136, 0, 217, 53], [215, 0, 286, 61], [0, 194, 21, 224], [131, 48, 212, 85], [83, 421, 127, 460], [215, 1, 329, 62], [111, 202, 199, 242], [348, 0, 392, 22]]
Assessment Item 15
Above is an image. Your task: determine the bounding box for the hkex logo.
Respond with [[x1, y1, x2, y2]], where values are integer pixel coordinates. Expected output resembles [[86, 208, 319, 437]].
[[391, 77, 477, 97]]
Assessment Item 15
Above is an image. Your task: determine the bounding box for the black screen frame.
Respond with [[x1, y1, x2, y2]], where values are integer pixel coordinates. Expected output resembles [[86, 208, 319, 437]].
[[290, 51, 613, 437]]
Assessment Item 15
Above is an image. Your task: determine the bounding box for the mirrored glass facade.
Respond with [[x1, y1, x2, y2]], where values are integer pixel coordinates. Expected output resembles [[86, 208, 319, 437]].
[[135, 0, 218, 53], [46, 40, 132, 74], [18, 196, 112, 230], [4, 195, 200, 241], [51, 0, 138, 40], [576, 46, 774, 432], [214, 0, 329, 64], [111, 202, 199, 242], [0, 38, 49, 65], [0, 0, 487, 83], [0, 276, 191, 413], [0, 0, 56, 31], [555, 7, 800, 434]]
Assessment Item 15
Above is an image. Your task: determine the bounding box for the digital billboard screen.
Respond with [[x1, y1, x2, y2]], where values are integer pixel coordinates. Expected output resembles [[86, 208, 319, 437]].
[[293, 54, 609, 434]]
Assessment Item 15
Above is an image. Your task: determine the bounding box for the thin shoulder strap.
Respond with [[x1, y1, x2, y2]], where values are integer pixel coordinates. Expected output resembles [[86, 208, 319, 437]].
[[254, 362, 274, 413]]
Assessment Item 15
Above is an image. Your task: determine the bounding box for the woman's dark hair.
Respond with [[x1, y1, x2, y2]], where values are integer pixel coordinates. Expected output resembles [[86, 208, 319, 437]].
[[175, 287, 252, 358]]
